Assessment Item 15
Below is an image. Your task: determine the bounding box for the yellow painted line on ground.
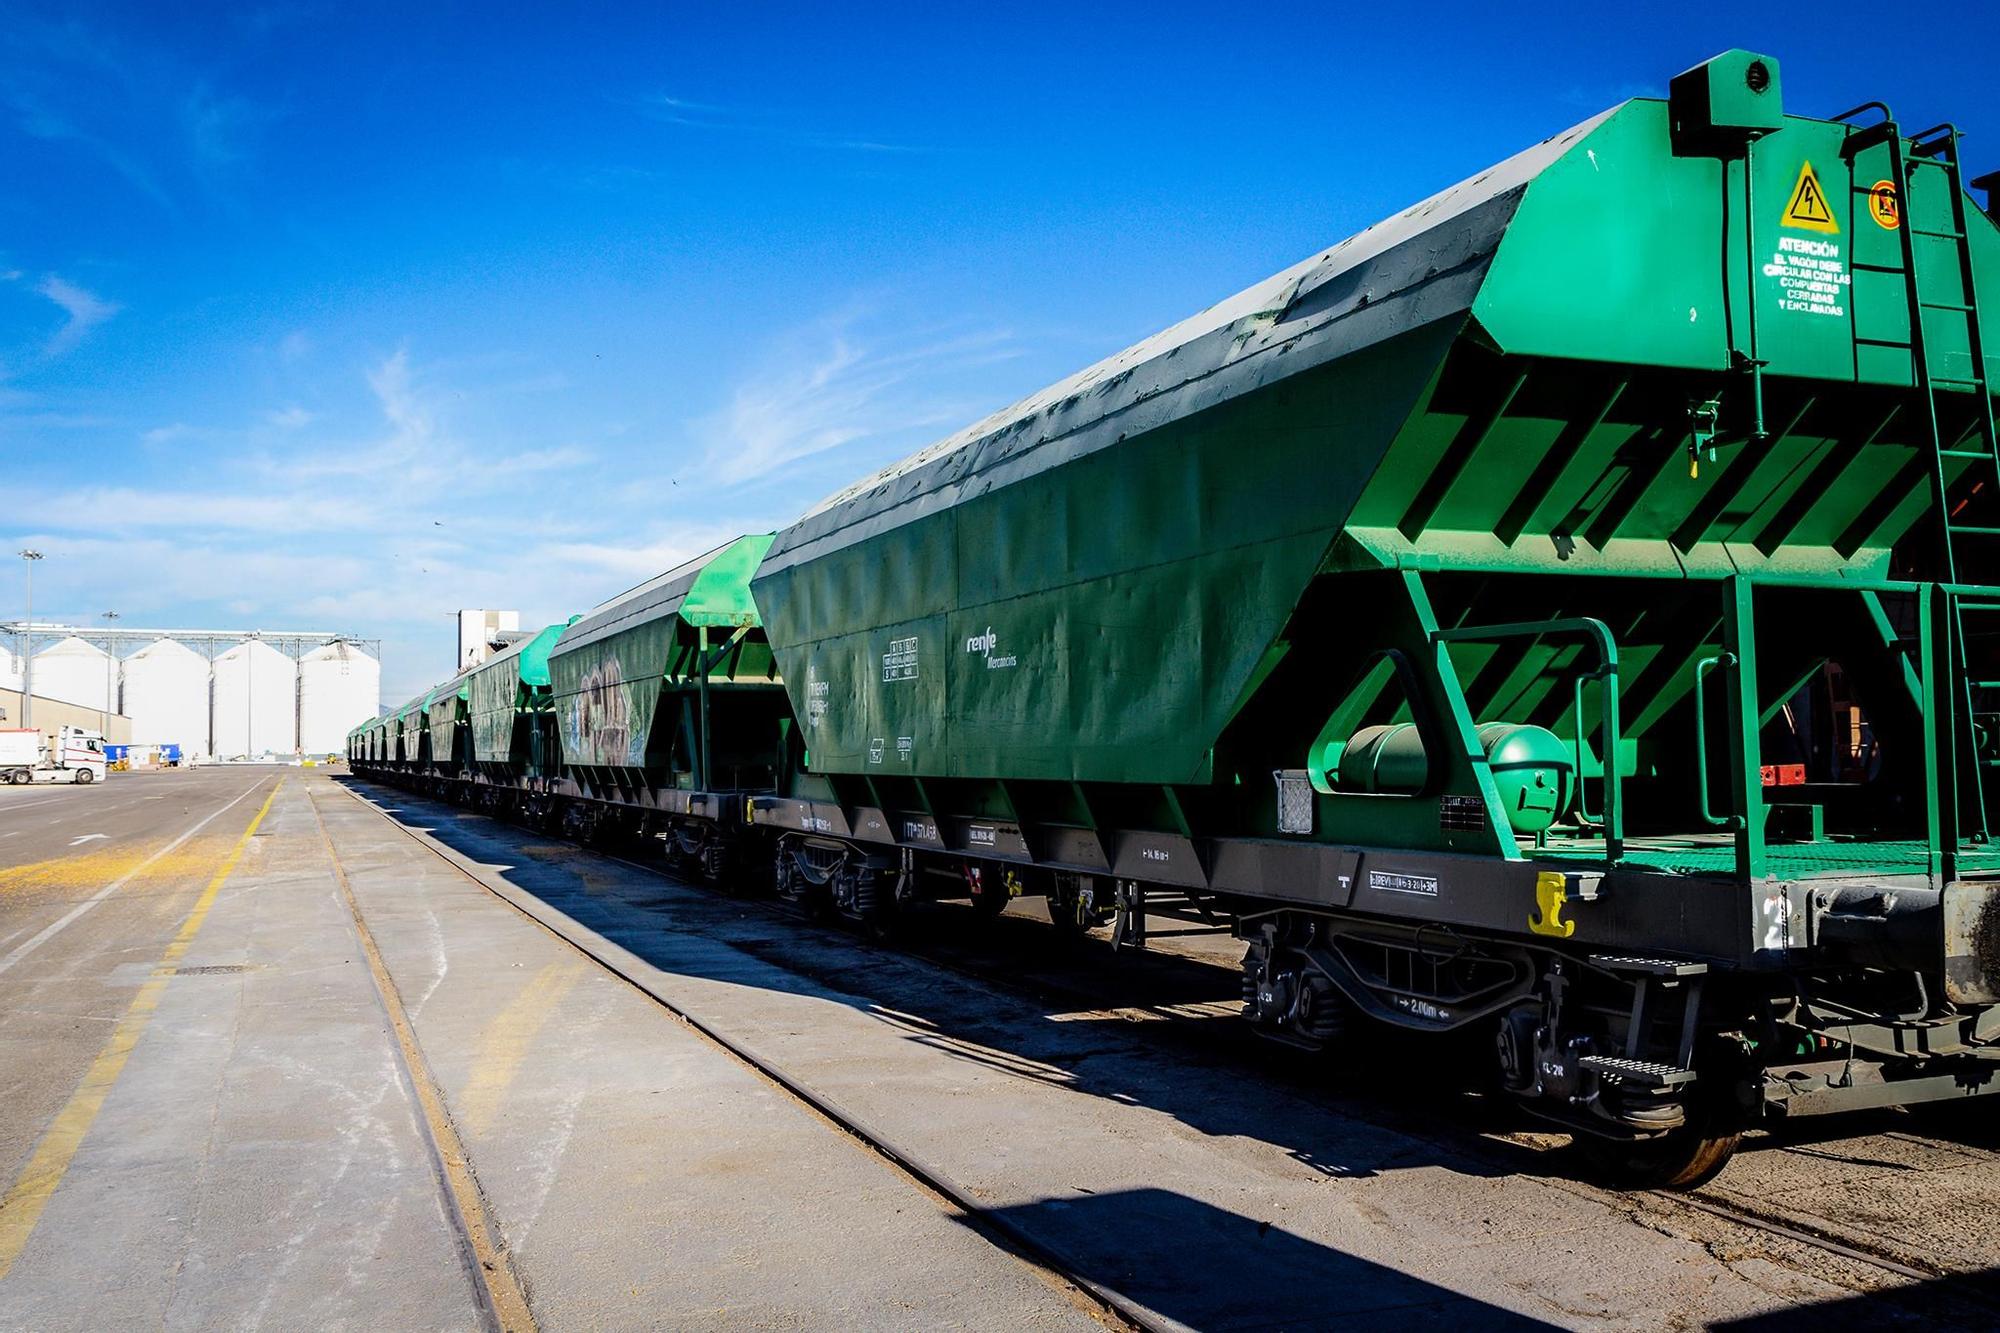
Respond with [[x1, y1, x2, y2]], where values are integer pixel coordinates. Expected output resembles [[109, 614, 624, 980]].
[[461, 960, 584, 1138], [0, 774, 274, 977], [304, 782, 536, 1333], [0, 778, 283, 1281]]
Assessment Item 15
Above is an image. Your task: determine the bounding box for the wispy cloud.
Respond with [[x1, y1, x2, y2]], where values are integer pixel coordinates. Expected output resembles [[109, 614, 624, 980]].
[[367, 346, 433, 443], [142, 422, 206, 445], [37, 275, 120, 355], [535, 524, 746, 583], [697, 310, 1021, 486], [8, 342, 624, 698], [8, 90, 175, 209], [637, 91, 925, 154], [181, 82, 264, 168], [5, 15, 276, 210]]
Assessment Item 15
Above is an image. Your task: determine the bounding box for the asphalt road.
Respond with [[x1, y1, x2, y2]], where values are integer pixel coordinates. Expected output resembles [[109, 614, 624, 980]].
[[0, 768, 280, 1201]]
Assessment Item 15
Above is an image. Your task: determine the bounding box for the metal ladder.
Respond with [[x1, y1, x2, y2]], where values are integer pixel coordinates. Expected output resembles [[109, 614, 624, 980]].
[[1839, 108, 2000, 848]]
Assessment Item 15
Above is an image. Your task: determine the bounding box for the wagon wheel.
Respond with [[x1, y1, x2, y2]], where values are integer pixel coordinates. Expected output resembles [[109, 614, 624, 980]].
[[833, 864, 894, 940], [969, 866, 1013, 918], [1577, 1118, 1741, 1191], [1045, 874, 1111, 940], [1578, 1049, 1746, 1192]]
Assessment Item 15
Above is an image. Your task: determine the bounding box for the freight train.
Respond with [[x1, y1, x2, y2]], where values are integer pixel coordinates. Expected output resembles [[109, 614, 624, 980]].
[[353, 51, 2000, 1188]]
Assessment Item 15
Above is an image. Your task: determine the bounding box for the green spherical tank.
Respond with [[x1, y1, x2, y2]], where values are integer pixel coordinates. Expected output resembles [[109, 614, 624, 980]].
[[1476, 722, 1574, 835]]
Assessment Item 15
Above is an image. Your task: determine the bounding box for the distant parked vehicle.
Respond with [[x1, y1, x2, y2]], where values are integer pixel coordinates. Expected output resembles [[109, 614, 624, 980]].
[[0, 726, 108, 785], [105, 742, 181, 771]]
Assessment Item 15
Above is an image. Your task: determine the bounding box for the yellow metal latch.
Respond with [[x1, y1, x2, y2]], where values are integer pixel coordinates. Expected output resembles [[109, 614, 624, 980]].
[[1530, 871, 1577, 938]]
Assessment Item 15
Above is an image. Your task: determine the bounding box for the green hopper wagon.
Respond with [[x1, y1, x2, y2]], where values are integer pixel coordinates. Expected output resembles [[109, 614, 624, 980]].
[[743, 50, 2000, 1183]]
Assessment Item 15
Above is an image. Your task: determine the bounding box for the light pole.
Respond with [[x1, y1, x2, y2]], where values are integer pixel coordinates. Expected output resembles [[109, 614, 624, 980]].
[[100, 611, 119, 737], [18, 550, 42, 731]]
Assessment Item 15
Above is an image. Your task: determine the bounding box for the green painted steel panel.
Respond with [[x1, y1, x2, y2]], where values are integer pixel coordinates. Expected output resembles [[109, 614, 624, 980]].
[[425, 672, 472, 744], [1473, 102, 2000, 386], [468, 654, 522, 763], [680, 534, 775, 627], [518, 617, 572, 687], [467, 618, 576, 764], [549, 534, 776, 769], [758, 329, 1452, 783], [752, 71, 2000, 801]]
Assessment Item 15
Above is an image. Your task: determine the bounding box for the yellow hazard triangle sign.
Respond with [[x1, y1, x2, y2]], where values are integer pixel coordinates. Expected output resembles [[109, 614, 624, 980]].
[[1781, 160, 1839, 234]]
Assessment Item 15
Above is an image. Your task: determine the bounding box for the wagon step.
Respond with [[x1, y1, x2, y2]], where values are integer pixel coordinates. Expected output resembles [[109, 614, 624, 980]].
[[1589, 954, 1709, 978], [1579, 1054, 1698, 1087]]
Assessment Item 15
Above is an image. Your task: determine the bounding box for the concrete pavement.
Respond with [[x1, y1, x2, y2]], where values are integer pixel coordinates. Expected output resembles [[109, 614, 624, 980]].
[[0, 769, 1104, 1330], [4, 767, 1995, 1329]]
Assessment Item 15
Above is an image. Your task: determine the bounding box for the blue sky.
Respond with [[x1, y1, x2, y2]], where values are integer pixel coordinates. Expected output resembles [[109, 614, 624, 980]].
[[4, 2, 1997, 703]]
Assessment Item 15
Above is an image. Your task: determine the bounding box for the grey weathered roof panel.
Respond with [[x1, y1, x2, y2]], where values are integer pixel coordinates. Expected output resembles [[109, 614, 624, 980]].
[[759, 108, 1611, 577]]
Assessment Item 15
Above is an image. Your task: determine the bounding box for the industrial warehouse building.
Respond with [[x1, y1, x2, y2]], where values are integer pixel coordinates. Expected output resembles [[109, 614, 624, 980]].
[[0, 632, 380, 760]]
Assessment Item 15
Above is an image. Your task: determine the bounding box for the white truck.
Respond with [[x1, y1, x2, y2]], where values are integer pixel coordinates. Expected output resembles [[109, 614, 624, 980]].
[[0, 726, 108, 785]]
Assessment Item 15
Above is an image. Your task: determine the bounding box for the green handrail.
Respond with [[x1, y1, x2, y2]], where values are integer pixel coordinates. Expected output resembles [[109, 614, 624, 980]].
[[1693, 653, 1744, 830]]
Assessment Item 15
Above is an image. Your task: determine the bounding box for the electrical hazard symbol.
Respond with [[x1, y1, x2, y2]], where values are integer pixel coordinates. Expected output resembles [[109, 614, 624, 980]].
[[1781, 160, 1840, 234]]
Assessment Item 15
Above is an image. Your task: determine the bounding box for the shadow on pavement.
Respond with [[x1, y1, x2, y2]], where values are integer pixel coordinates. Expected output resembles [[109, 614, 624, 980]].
[[964, 1187, 1551, 1329], [1713, 1265, 2000, 1328], [338, 777, 1535, 1185]]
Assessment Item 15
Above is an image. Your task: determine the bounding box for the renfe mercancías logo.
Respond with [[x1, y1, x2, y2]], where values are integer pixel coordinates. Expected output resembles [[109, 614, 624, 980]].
[[964, 627, 1017, 670]]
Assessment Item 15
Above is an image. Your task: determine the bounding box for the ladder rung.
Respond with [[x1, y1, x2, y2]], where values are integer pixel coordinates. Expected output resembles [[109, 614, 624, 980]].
[[1853, 262, 1908, 274], [1943, 450, 1997, 460], [1856, 336, 1913, 348], [1946, 525, 2000, 535], [1934, 377, 1989, 388], [1923, 301, 1976, 313], [1971, 681, 2000, 689]]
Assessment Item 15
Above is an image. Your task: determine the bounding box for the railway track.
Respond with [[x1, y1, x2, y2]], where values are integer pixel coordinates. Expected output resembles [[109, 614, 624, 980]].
[[345, 779, 2000, 1323], [332, 780, 1160, 1332]]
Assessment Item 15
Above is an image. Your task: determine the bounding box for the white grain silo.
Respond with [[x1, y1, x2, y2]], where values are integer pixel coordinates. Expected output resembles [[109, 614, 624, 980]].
[[122, 639, 213, 756], [32, 636, 112, 712], [212, 640, 297, 758], [298, 641, 380, 756]]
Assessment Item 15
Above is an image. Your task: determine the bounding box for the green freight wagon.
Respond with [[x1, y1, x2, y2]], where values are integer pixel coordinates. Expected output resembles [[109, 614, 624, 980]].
[[544, 534, 790, 868], [421, 671, 475, 795], [394, 698, 426, 771], [458, 617, 578, 819], [744, 51, 2000, 1183]]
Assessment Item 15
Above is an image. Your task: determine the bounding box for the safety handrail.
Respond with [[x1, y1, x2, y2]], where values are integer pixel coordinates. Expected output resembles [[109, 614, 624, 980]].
[[1832, 101, 1895, 127], [1693, 653, 1744, 830]]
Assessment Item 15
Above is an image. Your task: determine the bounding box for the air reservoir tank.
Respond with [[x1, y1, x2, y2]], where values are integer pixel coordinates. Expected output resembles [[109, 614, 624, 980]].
[[1336, 721, 1573, 834]]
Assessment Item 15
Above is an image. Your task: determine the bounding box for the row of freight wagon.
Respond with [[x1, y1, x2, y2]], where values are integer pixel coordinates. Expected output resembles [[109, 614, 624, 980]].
[[356, 50, 2000, 1189]]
